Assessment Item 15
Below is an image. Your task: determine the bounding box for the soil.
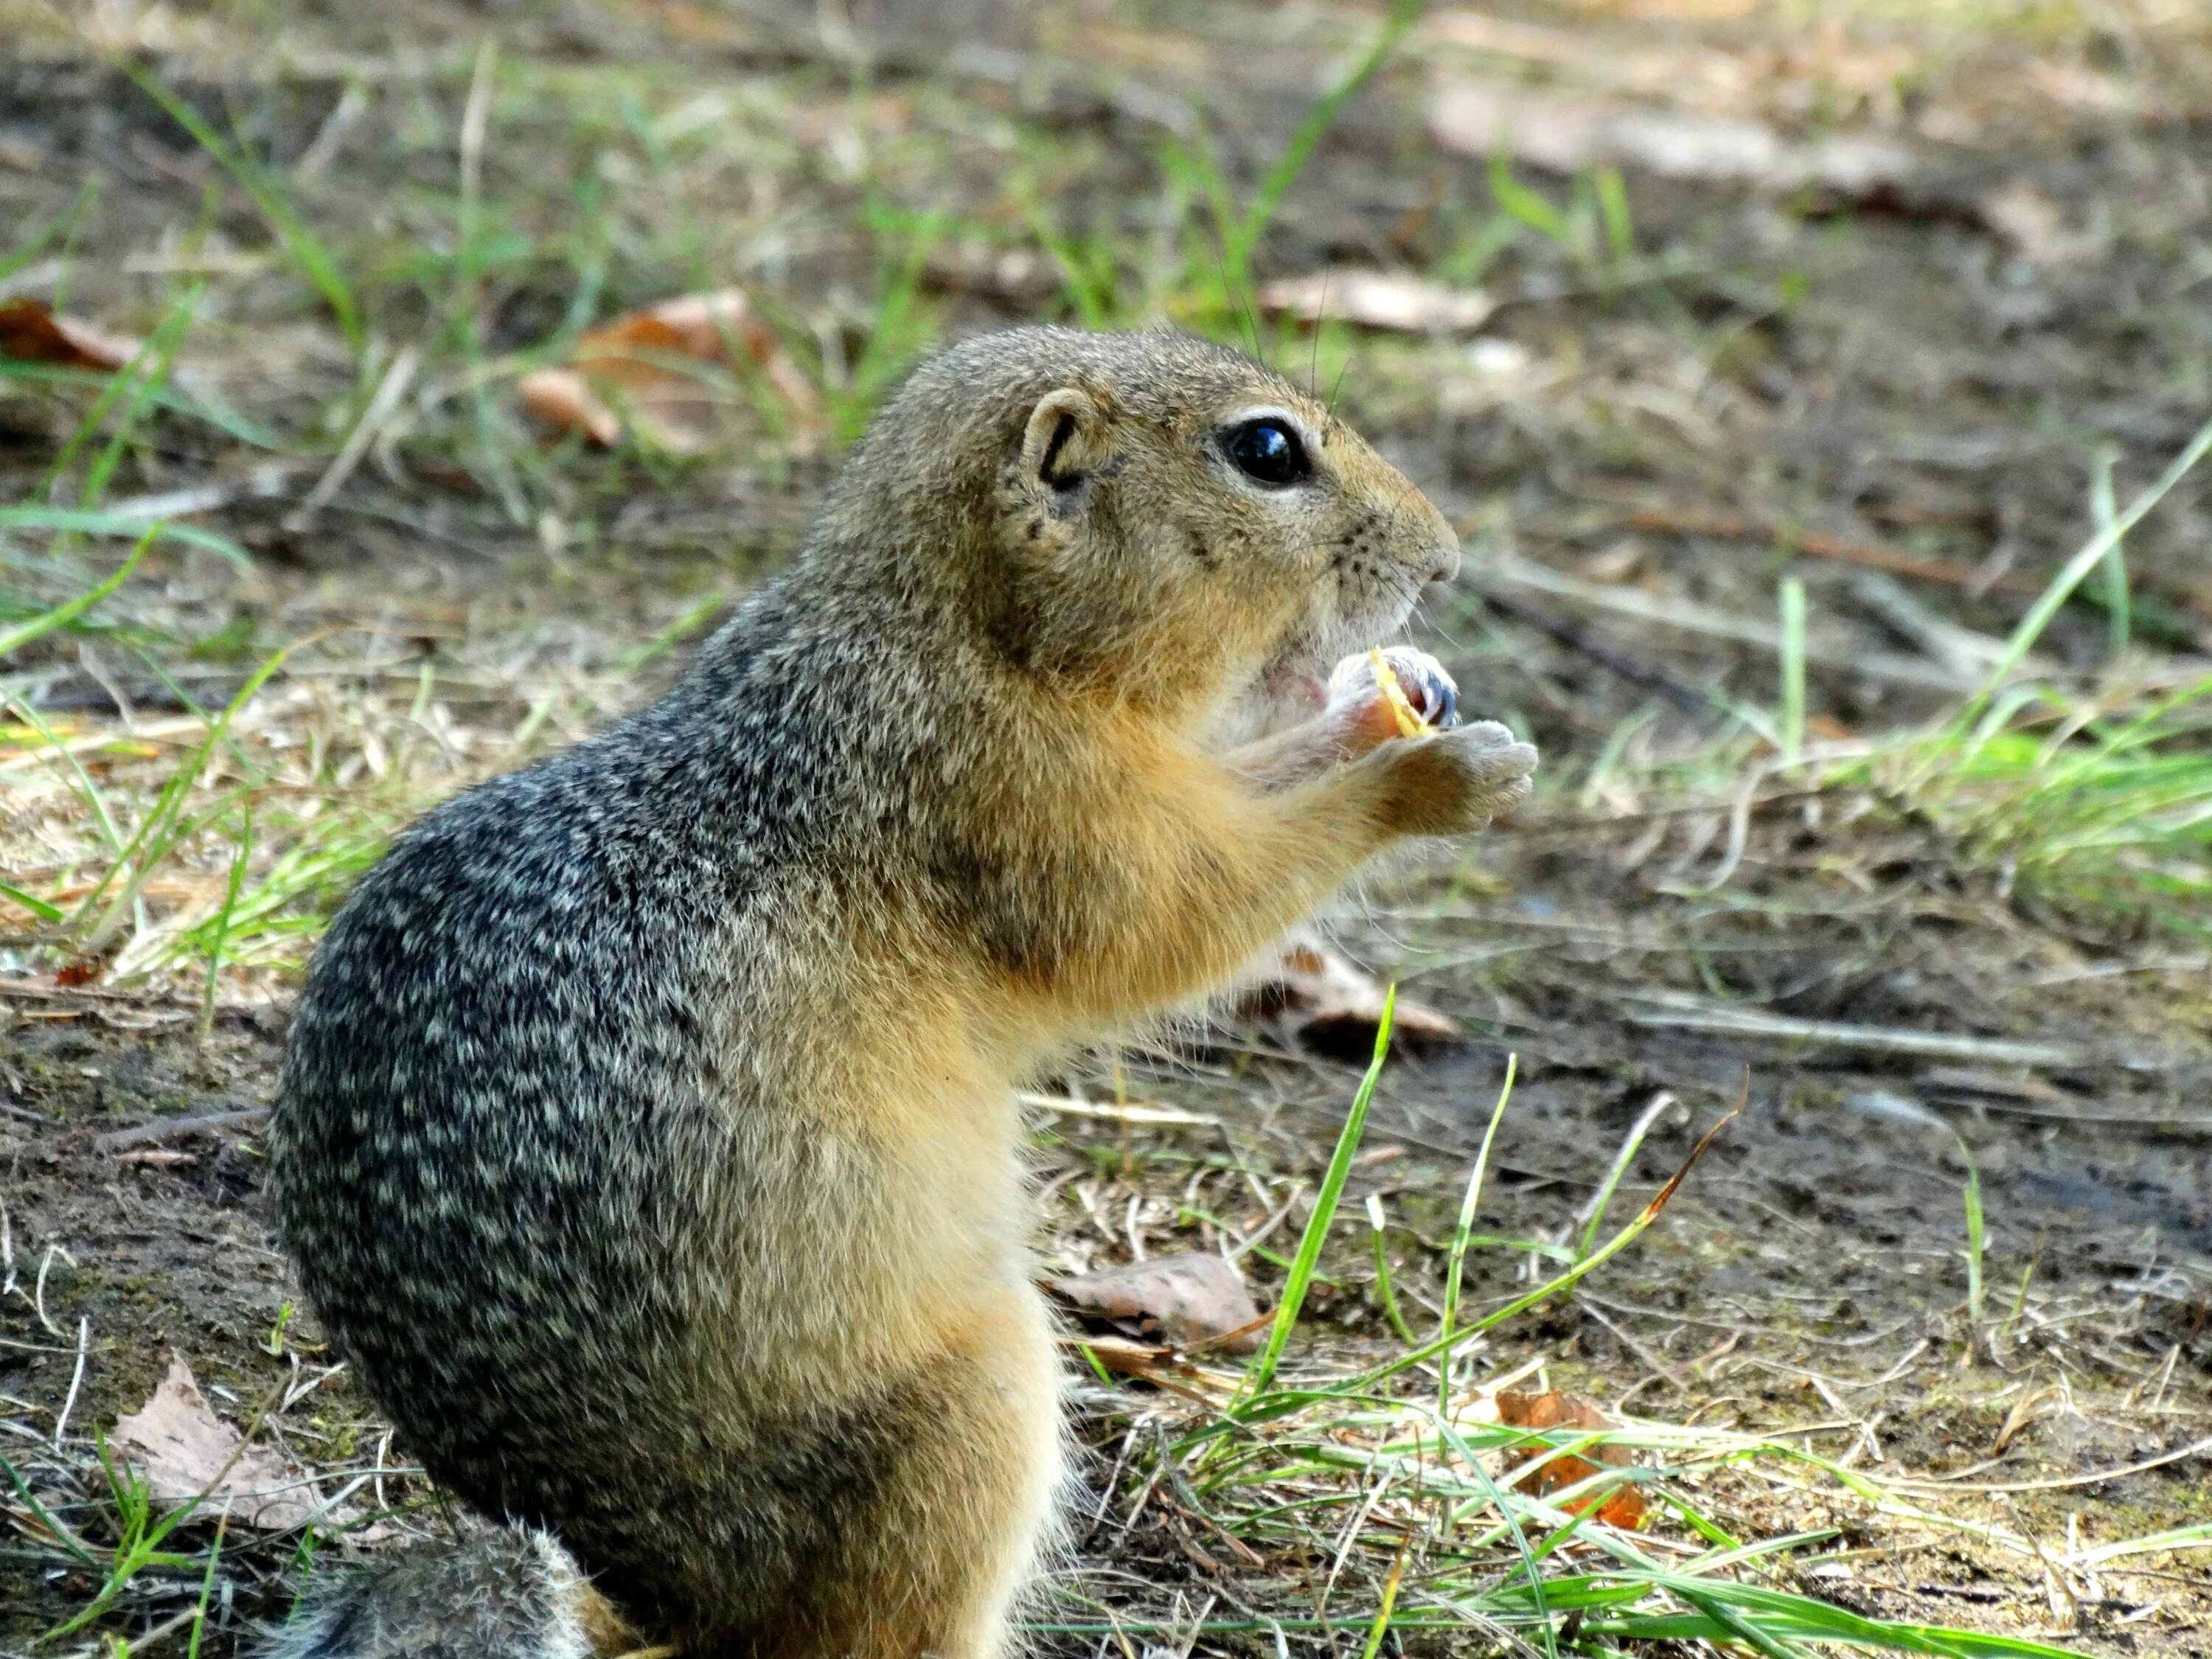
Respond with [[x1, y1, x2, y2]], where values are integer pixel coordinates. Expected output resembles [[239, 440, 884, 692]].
[[3, 1, 2210, 1654]]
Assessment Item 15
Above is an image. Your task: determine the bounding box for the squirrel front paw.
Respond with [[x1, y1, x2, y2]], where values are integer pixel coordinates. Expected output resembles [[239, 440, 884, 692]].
[[1325, 648, 1461, 752], [1365, 718, 1537, 838]]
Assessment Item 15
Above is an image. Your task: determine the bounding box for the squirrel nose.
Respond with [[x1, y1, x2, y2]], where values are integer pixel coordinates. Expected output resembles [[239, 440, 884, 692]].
[[1425, 540, 1462, 586]]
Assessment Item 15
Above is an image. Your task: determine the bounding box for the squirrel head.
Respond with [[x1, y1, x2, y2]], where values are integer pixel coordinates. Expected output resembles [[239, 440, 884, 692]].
[[818, 327, 1460, 728]]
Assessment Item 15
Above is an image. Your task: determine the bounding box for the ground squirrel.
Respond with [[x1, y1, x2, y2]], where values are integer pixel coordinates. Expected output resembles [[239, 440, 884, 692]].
[[268, 325, 1537, 1659]]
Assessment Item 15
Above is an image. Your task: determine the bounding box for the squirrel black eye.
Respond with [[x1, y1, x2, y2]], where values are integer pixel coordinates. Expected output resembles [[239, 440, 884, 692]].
[[1223, 418, 1310, 487]]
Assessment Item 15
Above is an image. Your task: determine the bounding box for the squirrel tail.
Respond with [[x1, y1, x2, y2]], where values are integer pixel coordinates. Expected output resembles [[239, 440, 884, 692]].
[[260, 1523, 625, 1659]]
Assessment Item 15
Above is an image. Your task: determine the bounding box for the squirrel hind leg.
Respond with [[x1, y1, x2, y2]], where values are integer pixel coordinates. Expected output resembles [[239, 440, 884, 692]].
[[259, 1523, 630, 1659]]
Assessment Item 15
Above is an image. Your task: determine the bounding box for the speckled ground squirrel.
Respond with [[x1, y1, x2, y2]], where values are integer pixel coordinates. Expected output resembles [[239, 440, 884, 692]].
[[268, 326, 1537, 1659]]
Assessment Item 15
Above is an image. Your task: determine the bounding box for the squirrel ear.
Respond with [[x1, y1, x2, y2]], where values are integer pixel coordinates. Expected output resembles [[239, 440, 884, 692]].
[[1020, 388, 1112, 494]]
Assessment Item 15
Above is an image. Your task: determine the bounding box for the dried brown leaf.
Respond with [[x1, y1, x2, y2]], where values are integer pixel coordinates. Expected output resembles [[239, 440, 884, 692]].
[[1497, 1388, 1647, 1528], [516, 368, 622, 448], [0, 299, 138, 372], [111, 1354, 358, 1531], [1051, 1253, 1266, 1354], [1240, 935, 1460, 1058], [518, 288, 823, 453]]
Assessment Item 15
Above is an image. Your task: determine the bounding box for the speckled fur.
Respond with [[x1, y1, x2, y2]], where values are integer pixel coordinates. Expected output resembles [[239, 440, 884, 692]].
[[268, 327, 1535, 1659], [260, 1526, 602, 1659]]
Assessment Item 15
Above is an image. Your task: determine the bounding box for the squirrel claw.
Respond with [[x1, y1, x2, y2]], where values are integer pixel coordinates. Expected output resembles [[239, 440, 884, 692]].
[[1397, 658, 1458, 731]]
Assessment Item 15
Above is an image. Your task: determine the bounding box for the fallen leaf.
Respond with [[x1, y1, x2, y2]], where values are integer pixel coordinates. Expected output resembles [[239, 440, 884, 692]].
[[515, 368, 622, 448], [1990, 1384, 2059, 1455], [1051, 1253, 1267, 1354], [1239, 933, 1461, 1059], [1054, 1333, 1237, 1403], [516, 288, 822, 453], [1428, 80, 1914, 198], [1259, 269, 1495, 335], [1497, 1389, 1647, 1528], [0, 299, 139, 372], [112, 1353, 360, 1531]]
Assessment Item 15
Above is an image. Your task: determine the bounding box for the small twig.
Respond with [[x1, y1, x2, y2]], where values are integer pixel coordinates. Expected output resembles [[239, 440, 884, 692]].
[[1615, 505, 2049, 599], [101, 459, 307, 526], [112, 1597, 206, 1655], [1888, 1433, 2212, 1495], [1479, 591, 1710, 712], [1477, 552, 1973, 692], [34, 1243, 73, 1336], [284, 344, 420, 532], [52, 1315, 88, 1450], [1621, 992, 2093, 1067], [94, 1106, 270, 1152], [1017, 1091, 1218, 1128], [1220, 1186, 1304, 1266], [1178, 1307, 1281, 1357]]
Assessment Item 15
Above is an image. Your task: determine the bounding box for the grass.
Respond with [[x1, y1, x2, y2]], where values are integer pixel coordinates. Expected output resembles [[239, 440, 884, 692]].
[[1034, 1035, 2135, 1659], [0, 1025, 2127, 1659], [1, 0, 1435, 987], [1514, 406, 2212, 934], [4, 1, 2210, 1652], [1837, 414, 2212, 928], [8, 0, 2194, 988]]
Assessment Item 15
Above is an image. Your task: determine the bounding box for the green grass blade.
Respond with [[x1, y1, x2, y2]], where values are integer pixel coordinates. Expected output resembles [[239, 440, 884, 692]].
[[199, 807, 254, 1040], [1596, 165, 1634, 268], [185, 1512, 227, 1659], [76, 640, 298, 947], [2092, 447, 2128, 658], [1363, 1194, 1418, 1346], [1354, 1545, 1408, 1659], [1433, 1411, 1559, 1659], [1669, 1582, 1809, 1659], [1489, 150, 1571, 243], [0, 524, 156, 657], [1956, 1133, 1985, 1330], [34, 293, 200, 499], [1243, 987, 1397, 1396], [0, 1449, 97, 1565], [0, 881, 65, 922], [1576, 1099, 1671, 1262], [0, 507, 249, 568], [1355, 1093, 1742, 1392], [1229, 0, 1425, 279], [1439, 1052, 1515, 1413], [116, 60, 363, 350], [1, 687, 124, 851], [0, 181, 95, 284], [1957, 409, 2212, 734], [0, 358, 279, 449]]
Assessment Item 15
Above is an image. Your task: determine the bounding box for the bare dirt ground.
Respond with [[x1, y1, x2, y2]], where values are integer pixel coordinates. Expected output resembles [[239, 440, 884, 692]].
[[3, 1, 2210, 1655]]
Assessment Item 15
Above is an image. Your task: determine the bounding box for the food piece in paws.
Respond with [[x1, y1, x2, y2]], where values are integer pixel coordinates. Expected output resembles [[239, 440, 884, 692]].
[[1327, 648, 1461, 749], [1368, 650, 1429, 738]]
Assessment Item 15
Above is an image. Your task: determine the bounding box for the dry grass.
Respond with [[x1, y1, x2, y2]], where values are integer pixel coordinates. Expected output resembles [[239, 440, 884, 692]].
[[3, 0, 2210, 1653]]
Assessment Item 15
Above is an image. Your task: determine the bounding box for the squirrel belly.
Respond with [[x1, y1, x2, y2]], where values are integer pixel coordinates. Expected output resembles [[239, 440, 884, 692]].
[[266, 327, 1534, 1659]]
